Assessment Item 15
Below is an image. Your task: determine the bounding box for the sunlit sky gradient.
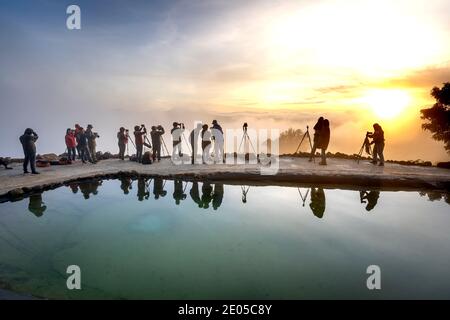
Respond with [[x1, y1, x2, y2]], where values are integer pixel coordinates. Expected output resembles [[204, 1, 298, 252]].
[[1, 0, 449, 161]]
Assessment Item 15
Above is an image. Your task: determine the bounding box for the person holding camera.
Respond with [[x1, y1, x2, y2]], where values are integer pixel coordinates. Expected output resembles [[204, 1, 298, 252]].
[[19, 128, 40, 174], [150, 125, 165, 162], [134, 125, 147, 163], [86, 124, 99, 163], [117, 127, 128, 160], [171, 122, 185, 159], [368, 123, 385, 166]]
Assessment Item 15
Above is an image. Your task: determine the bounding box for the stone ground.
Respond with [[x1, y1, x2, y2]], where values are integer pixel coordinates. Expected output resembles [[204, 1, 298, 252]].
[[1, 156, 449, 197]]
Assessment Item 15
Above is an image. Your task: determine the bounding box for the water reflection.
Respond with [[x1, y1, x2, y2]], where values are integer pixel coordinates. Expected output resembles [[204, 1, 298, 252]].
[[28, 193, 46, 217], [23, 178, 450, 218], [310, 187, 326, 219], [360, 190, 380, 211]]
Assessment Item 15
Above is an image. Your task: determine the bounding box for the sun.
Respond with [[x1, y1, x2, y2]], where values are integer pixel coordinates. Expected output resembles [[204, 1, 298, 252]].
[[362, 89, 411, 119]]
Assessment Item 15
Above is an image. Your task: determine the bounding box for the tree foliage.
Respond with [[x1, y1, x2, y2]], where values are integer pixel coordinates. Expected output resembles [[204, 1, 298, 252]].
[[420, 82, 450, 153]]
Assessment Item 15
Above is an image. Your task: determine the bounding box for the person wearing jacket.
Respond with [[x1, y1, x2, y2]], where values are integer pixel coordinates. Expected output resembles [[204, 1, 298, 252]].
[[74, 124, 82, 159], [310, 117, 324, 161], [78, 127, 93, 164], [368, 123, 385, 166], [19, 128, 39, 174], [117, 127, 128, 160], [86, 124, 99, 163], [318, 119, 330, 165], [211, 120, 224, 164], [150, 125, 165, 162], [134, 125, 146, 163], [65, 128, 77, 161], [201, 124, 212, 164]]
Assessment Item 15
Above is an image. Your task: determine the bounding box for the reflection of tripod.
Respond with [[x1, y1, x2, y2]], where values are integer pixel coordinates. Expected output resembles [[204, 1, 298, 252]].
[[298, 188, 310, 207], [294, 126, 314, 161], [241, 186, 250, 203], [238, 127, 257, 154], [356, 133, 372, 164]]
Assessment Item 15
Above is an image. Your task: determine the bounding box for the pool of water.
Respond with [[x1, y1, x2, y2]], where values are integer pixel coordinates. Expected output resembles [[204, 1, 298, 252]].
[[0, 178, 449, 299]]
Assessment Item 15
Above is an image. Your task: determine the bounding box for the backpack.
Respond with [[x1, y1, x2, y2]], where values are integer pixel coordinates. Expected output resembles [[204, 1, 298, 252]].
[[142, 151, 152, 165]]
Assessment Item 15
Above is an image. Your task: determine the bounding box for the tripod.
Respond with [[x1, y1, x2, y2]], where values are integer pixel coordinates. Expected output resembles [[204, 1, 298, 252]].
[[160, 136, 170, 157], [238, 128, 257, 154], [294, 126, 314, 161], [356, 134, 372, 164], [126, 134, 137, 156]]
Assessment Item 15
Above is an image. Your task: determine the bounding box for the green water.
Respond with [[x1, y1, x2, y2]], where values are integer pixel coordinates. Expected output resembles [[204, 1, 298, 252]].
[[0, 178, 449, 299]]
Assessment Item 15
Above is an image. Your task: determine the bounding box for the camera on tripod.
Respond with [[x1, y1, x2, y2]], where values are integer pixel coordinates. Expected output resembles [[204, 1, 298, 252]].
[[243, 122, 248, 132]]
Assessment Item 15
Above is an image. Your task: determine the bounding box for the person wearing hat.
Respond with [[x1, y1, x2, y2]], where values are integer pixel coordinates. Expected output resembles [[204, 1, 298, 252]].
[[211, 120, 224, 163], [171, 122, 185, 160], [85, 124, 99, 163]]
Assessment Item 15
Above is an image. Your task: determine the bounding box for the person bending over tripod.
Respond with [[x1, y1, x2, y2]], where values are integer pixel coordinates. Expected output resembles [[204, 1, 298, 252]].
[[368, 123, 385, 166]]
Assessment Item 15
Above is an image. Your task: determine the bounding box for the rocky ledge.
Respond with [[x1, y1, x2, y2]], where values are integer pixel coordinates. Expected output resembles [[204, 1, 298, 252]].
[[1, 157, 449, 202]]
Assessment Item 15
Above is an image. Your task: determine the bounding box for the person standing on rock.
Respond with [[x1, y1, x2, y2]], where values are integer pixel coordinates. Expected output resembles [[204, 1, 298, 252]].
[[310, 117, 324, 162], [201, 124, 212, 164], [19, 128, 39, 174], [211, 120, 224, 164], [78, 127, 94, 164], [150, 125, 165, 162], [368, 123, 385, 166], [86, 124, 99, 163], [117, 127, 128, 161], [318, 119, 330, 165], [189, 123, 203, 165], [65, 128, 77, 161], [74, 124, 82, 160], [171, 122, 185, 160], [134, 125, 146, 163]]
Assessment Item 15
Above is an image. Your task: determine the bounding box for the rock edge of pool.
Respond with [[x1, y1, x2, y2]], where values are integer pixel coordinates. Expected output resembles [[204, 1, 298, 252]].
[[1, 157, 450, 202]]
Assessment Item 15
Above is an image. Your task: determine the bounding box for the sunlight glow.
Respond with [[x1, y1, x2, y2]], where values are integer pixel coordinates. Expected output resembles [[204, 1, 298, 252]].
[[362, 89, 411, 119]]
